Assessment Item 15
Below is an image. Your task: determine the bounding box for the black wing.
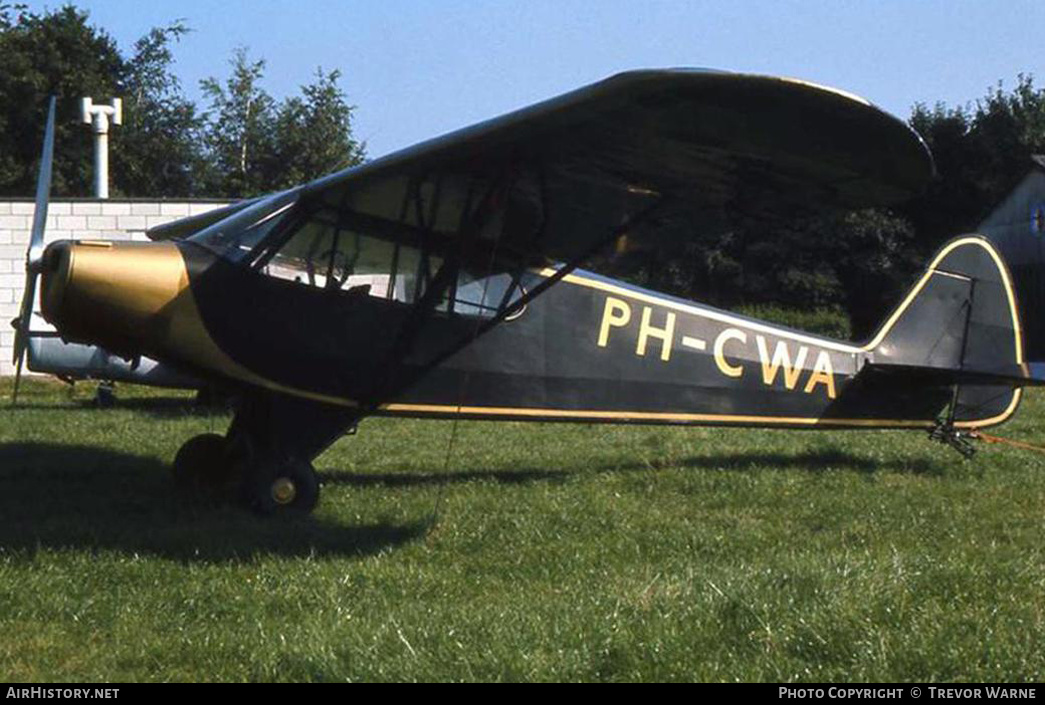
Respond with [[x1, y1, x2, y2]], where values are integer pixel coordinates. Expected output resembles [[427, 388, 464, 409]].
[[298, 69, 932, 268]]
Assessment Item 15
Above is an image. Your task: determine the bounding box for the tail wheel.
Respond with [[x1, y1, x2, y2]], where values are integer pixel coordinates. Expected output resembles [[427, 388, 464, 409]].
[[243, 457, 319, 516], [172, 433, 236, 497]]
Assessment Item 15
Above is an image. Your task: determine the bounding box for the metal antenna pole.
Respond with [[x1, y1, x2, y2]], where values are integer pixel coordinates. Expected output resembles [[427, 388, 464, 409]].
[[81, 97, 122, 198]]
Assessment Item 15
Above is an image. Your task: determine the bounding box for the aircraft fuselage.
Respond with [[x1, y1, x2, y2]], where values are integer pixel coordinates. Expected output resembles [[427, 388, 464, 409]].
[[39, 238, 1018, 433]]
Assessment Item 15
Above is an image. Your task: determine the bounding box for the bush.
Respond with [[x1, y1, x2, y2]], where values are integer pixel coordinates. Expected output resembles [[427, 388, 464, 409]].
[[731, 304, 852, 341]]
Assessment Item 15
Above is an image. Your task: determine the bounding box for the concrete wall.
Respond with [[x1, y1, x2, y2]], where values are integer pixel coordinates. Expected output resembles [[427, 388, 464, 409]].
[[0, 198, 230, 376]]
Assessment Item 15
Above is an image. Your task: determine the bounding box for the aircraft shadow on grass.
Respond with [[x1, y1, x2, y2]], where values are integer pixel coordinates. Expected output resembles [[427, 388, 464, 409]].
[[673, 448, 944, 476], [0, 442, 428, 563], [0, 440, 945, 562], [321, 446, 945, 489]]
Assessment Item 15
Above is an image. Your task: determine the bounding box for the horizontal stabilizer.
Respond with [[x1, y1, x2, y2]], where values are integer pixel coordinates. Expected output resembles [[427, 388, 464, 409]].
[[865, 362, 1045, 388]]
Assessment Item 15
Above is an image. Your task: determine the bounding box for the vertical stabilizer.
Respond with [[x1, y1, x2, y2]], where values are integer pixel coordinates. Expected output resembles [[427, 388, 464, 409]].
[[866, 236, 1024, 426]]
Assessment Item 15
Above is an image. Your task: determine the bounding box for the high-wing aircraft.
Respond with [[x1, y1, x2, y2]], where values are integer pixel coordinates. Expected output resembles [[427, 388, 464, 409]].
[[12, 70, 1042, 515]]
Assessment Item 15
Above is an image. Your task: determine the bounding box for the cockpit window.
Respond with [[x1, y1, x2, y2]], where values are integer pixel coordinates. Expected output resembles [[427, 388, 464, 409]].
[[451, 270, 525, 318], [262, 215, 413, 298], [252, 208, 524, 319], [256, 209, 441, 302]]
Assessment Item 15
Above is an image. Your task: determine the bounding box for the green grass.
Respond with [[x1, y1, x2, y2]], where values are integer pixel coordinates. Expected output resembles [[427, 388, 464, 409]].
[[0, 378, 1043, 682]]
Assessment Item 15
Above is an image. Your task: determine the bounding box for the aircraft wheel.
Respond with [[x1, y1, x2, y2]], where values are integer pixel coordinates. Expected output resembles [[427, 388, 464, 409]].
[[172, 433, 236, 497], [242, 457, 319, 516], [95, 382, 116, 408]]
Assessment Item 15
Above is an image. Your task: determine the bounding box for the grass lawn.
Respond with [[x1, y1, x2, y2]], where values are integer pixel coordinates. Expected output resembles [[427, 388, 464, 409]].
[[0, 378, 1042, 682]]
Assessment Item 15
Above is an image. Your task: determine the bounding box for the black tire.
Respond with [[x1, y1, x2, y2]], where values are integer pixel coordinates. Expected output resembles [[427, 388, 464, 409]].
[[242, 457, 320, 516], [172, 433, 234, 497]]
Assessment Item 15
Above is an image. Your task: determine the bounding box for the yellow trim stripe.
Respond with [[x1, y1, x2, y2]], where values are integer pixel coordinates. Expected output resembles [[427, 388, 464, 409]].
[[381, 402, 951, 428]]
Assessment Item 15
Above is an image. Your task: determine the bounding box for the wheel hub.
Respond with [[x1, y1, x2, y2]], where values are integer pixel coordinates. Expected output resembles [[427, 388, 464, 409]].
[[271, 477, 297, 505]]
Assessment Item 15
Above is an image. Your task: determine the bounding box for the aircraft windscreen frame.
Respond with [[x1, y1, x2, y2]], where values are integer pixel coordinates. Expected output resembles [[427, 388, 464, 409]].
[[187, 189, 299, 263]]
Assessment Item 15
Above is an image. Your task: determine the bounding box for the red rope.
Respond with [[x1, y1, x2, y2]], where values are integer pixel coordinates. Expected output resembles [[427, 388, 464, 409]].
[[969, 430, 1045, 454]]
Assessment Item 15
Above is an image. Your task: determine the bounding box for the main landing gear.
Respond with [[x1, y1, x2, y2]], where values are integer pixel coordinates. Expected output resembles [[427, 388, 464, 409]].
[[171, 432, 320, 514], [170, 391, 357, 516]]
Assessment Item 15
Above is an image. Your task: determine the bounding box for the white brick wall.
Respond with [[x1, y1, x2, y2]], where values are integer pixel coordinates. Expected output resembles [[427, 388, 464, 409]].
[[0, 198, 230, 376]]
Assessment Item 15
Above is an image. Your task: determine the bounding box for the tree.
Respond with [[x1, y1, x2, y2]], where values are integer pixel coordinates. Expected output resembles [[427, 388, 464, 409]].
[[201, 53, 366, 197], [969, 75, 1045, 203], [0, 4, 206, 197], [2, 8, 367, 199], [902, 75, 1045, 255], [821, 209, 920, 339], [112, 21, 207, 197], [0, 3, 123, 196], [200, 47, 278, 197], [270, 68, 366, 190]]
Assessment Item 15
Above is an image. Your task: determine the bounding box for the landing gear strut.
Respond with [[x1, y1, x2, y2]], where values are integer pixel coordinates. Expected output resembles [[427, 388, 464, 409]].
[[171, 390, 357, 516]]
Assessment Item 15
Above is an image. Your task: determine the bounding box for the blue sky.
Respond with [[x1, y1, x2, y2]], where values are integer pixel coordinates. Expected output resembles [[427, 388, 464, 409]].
[[19, 0, 1045, 159]]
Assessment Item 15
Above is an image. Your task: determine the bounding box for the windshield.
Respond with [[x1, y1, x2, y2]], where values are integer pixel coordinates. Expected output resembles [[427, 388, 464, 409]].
[[187, 189, 299, 262]]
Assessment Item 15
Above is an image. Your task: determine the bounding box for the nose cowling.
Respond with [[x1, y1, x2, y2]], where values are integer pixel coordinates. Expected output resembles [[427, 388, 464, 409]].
[[40, 240, 188, 358]]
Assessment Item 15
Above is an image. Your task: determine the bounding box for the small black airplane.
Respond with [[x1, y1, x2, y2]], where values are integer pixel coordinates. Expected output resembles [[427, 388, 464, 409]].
[[12, 70, 1041, 515]]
